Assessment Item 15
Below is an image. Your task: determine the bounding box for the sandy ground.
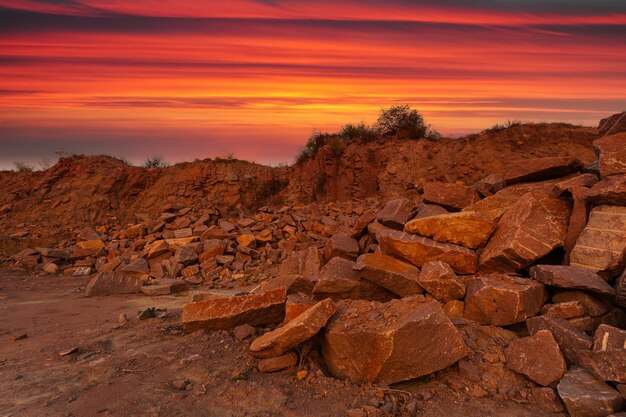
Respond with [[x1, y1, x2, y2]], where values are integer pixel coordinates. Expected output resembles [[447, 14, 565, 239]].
[[0, 272, 562, 417]]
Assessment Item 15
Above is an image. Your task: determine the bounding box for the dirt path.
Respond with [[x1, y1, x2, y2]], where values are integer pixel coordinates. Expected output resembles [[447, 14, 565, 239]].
[[0, 272, 561, 417]]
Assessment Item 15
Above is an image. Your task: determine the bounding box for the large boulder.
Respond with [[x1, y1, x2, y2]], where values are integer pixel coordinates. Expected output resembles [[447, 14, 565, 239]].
[[376, 228, 477, 274], [569, 205, 626, 278], [464, 274, 547, 326], [250, 298, 336, 358], [504, 157, 582, 184], [527, 315, 592, 367], [422, 182, 481, 211], [312, 257, 394, 301], [557, 367, 624, 417], [322, 298, 467, 384], [353, 253, 422, 297], [323, 233, 359, 262], [594, 133, 626, 178], [377, 198, 416, 229], [417, 261, 465, 303], [182, 288, 286, 333], [530, 265, 615, 296], [505, 330, 567, 386], [478, 191, 570, 273], [598, 111, 626, 137], [404, 211, 496, 249], [85, 271, 143, 297]]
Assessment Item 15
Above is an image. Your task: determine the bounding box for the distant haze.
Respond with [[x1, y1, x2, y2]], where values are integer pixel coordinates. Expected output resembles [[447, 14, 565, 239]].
[[1, 0, 625, 169]]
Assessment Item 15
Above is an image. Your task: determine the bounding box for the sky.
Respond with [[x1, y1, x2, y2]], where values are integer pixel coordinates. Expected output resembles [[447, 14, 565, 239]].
[[1, 1, 625, 169]]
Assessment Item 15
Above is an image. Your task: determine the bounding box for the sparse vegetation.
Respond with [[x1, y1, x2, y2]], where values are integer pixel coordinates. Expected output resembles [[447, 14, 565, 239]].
[[373, 105, 428, 139], [338, 123, 376, 142], [215, 153, 240, 163], [14, 162, 34, 172], [143, 156, 169, 168]]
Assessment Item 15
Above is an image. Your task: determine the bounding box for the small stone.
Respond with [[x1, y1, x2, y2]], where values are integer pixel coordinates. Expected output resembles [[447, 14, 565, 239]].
[[233, 324, 256, 341], [171, 379, 190, 390], [257, 352, 298, 373]]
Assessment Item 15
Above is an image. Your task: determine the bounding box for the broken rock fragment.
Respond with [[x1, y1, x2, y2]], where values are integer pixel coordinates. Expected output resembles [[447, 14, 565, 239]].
[[250, 298, 336, 358], [377, 228, 476, 274], [323, 233, 359, 262], [464, 274, 547, 326], [530, 265, 615, 296], [527, 315, 592, 367], [417, 261, 465, 303], [595, 133, 626, 177], [312, 257, 394, 301], [376, 198, 415, 229], [404, 211, 496, 249], [478, 190, 569, 273], [353, 253, 422, 297], [322, 297, 467, 384], [85, 271, 143, 297], [557, 367, 624, 417], [504, 330, 566, 386], [182, 287, 286, 333], [257, 352, 298, 373], [591, 325, 626, 384], [505, 156, 582, 184], [423, 182, 481, 211]]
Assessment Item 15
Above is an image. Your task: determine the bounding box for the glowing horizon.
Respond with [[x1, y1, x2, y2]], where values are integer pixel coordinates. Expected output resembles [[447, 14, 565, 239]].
[[1, 1, 625, 169]]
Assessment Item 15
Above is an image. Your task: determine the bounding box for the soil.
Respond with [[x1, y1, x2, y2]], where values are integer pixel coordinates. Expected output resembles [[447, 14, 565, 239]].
[[0, 272, 563, 417]]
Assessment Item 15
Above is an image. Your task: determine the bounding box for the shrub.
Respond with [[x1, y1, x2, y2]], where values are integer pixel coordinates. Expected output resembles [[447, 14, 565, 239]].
[[327, 137, 344, 158], [373, 105, 428, 139], [338, 123, 376, 142], [295, 147, 312, 164], [305, 130, 332, 154], [14, 162, 34, 172], [143, 156, 169, 168]]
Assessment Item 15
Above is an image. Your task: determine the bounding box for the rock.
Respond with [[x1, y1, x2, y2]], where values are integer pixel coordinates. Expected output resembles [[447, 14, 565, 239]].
[[591, 325, 626, 384], [542, 301, 586, 319], [530, 265, 615, 296], [353, 253, 422, 297], [505, 157, 582, 184], [85, 271, 143, 296], [284, 294, 317, 323], [43, 263, 59, 274], [376, 198, 415, 229], [233, 324, 256, 341], [76, 239, 104, 249], [563, 186, 592, 264], [312, 258, 394, 301], [464, 274, 547, 326], [141, 279, 187, 296], [173, 244, 199, 267], [570, 205, 626, 278], [505, 330, 567, 386], [278, 247, 323, 281], [417, 261, 465, 303], [376, 228, 476, 274], [404, 211, 496, 249], [250, 298, 336, 358], [585, 175, 626, 206], [598, 111, 626, 137], [527, 315, 592, 367], [182, 287, 286, 333], [144, 240, 170, 259], [617, 271, 626, 309], [557, 367, 624, 417], [121, 258, 149, 279], [14, 248, 40, 267], [478, 191, 570, 273], [323, 233, 359, 262], [257, 274, 315, 295], [473, 173, 506, 197], [257, 352, 298, 373], [322, 298, 467, 384], [236, 234, 256, 248], [595, 133, 626, 177], [553, 291, 609, 317], [423, 182, 481, 211]]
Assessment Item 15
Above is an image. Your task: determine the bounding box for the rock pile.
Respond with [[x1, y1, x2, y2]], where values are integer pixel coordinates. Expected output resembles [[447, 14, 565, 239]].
[[6, 113, 626, 416]]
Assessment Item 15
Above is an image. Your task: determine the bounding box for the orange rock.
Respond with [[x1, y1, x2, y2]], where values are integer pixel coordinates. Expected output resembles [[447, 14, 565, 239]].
[[257, 352, 298, 373], [312, 258, 394, 302], [77, 239, 105, 250], [505, 330, 566, 386], [182, 287, 286, 333], [417, 261, 465, 303], [405, 211, 496, 249], [353, 253, 422, 297], [236, 234, 256, 248], [85, 271, 142, 297], [423, 182, 481, 211], [594, 133, 626, 177]]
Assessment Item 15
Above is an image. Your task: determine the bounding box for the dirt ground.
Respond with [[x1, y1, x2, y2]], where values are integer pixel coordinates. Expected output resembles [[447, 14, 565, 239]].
[[0, 272, 562, 417]]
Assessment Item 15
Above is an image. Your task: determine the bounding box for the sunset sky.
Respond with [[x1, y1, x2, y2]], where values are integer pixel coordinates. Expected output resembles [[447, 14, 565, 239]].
[[1, 1, 625, 169]]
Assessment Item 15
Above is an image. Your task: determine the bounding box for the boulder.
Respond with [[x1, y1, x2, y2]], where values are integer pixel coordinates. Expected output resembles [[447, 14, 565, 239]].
[[323, 233, 359, 262], [479, 191, 569, 273], [322, 298, 467, 384], [598, 111, 626, 137], [591, 325, 626, 384], [585, 175, 626, 206], [557, 367, 624, 417], [423, 182, 481, 211], [376, 198, 416, 229], [473, 173, 506, 197], [464, 274, 547, 326], [505, 330, 567, 386], [527, 315, 592, 367], [417, 261, 465, 303], [376, 228, 476, 274], [570, 205, 626, 279], [553, 291, 609, 317], [250, 298, 336, 358], [595, 133, 626, 178], [353, 253, 422, 297], [530, 265, 615, 296], [182, 288, 286, 333], [404, 211, 496, 248], [312, 257, 394, 301], [505, 157, 582, 184], [85, 271, 143, 297]]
